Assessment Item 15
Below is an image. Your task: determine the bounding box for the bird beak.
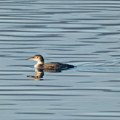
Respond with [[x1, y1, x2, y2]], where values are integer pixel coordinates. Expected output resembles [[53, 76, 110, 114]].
[[27, 56, 34, 60]]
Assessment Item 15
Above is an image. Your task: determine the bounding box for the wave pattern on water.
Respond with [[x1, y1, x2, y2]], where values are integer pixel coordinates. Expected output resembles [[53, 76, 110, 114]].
[[0, 0, 120, 120]]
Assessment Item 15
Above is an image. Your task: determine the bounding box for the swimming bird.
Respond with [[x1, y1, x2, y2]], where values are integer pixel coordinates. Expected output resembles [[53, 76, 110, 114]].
[[28, 55, 74, 71]]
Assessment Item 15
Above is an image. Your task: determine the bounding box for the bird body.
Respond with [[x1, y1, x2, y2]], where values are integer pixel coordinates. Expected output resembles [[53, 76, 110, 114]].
[[43, 62, 74, 70]]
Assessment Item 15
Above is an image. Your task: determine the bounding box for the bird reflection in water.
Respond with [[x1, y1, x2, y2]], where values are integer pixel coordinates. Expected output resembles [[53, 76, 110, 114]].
[[27, 68, 62, 80], [27, 68, 44, 80]]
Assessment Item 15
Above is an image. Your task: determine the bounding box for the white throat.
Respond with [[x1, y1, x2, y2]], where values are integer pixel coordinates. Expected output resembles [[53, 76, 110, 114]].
[[34, 61, 43, 68]]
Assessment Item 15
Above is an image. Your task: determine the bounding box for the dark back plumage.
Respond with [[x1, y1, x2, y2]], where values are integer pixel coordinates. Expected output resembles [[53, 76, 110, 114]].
[[44, 62, 74, 70]]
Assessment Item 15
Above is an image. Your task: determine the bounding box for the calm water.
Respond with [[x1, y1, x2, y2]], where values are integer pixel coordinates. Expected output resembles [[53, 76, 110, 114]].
[[1, 0, 120, 120]]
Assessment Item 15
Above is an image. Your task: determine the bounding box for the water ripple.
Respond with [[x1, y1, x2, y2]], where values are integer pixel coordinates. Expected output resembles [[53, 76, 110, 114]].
[[0, 0, 120, 120]]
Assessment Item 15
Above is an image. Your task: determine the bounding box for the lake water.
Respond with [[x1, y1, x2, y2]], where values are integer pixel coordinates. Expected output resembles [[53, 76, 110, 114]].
[[1, 0, 120, 120]]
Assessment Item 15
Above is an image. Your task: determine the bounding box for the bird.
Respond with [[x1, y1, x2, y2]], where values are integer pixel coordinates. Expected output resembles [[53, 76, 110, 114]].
[[27, 54, 74, 71]]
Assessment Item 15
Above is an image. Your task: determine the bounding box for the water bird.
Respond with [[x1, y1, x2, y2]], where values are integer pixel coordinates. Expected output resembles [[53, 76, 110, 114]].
[[27, 54, 74, 71]]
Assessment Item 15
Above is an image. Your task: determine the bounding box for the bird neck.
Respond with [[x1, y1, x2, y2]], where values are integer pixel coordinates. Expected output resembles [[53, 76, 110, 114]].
[[37, 60, 44, 64], [34, 61, 44, 68]]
